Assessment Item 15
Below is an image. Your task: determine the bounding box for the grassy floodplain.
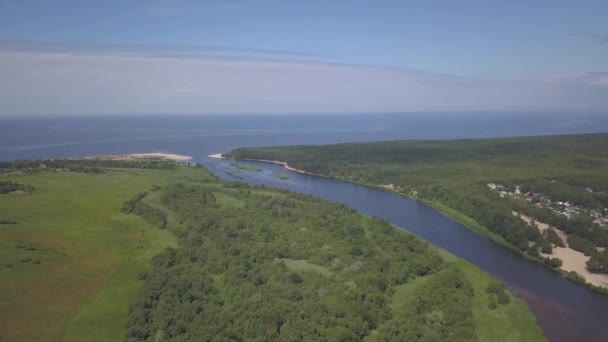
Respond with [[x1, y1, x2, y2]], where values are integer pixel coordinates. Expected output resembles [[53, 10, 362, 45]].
[[224, 170, 244, 179], [0, 161, 544, 341], [226, 133, 608, 290], [275, 172, 289, 180], [0, 166, 210, 341], [231, 163, 262, 172]]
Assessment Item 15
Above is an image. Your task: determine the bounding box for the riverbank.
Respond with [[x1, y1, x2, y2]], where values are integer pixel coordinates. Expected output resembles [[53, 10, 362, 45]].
[[515, 212, 608, 288], [223, 155, 608, 294]]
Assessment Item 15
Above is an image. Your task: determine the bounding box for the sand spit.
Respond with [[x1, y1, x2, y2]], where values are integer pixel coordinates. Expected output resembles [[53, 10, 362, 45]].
[[244, 159, 314, 175], [82, 152, 192, 161], [128, 153, 192, 161], [208, 153, 225, 159]]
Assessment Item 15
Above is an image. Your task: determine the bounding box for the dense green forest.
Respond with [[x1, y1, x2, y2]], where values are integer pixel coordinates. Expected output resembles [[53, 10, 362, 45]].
[[226, 133, 608, 285], [0, 158, 543, 341], [125, 183, 453, 340], [0, 157, 183, 173], [124, 181, 541, 341]]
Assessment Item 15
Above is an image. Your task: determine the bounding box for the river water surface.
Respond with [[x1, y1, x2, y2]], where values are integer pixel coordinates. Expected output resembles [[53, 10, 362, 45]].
[[2, 113, 608, 341]]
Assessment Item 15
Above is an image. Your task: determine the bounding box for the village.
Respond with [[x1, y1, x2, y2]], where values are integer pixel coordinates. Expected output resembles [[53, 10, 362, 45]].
[[487, 182, 608, 228]]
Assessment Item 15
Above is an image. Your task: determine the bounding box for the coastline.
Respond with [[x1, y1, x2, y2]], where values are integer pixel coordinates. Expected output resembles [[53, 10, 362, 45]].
[[242, 159, 315, 175], [218, 154, 608, 294], [213, 153, 321, 176], [82, 152, 193, 161], [127, 152, 192, 161]]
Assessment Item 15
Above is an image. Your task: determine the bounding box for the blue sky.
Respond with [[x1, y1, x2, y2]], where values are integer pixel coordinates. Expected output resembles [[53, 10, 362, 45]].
[[0, 0, 607, 115]]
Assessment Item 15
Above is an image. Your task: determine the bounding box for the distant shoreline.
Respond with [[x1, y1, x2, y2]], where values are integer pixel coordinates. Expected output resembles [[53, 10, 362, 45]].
[[209, 153, 315, 176], [84, 152, 192, 161]]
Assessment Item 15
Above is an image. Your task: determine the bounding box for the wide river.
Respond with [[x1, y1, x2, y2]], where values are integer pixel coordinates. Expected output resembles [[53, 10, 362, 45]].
[[2, 113, 608, 341]]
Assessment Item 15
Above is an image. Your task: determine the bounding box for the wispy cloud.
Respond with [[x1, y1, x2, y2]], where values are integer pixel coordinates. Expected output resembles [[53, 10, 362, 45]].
[[0, 42, 606, 116], [572, 33, 608, 45], [0, 39, 337, 61]]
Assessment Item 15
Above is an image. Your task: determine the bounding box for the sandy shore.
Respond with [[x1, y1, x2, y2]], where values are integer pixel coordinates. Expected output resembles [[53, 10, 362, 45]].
[[208, 153, 314, 175], [244, 159, 314, 175], [514, 211, 608, 288], [83, 152, 192, 161], [128, 153, 192, 161]]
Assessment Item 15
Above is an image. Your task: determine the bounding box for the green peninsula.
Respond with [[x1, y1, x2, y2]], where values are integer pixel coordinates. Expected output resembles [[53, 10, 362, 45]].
[[226, 133, 608, 291], [0, 158, 543, 341]]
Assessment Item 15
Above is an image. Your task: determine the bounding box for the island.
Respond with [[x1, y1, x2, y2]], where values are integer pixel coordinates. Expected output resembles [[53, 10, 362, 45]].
[[0, 155, 543, 341], [225, 133, 608, 292], [231, 163, 263, 172], [275, 172, 289, 180]]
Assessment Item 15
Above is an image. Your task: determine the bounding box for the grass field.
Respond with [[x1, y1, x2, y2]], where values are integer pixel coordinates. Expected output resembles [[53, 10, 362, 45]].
[[231, 163, 262, 172], [275, 173, 289, 180], [0, 165, 544, 341], [0, 167, 211, 342], [387, 252, 545, 342], [277, 258, 333, 277], [224, 170, 244, 179]]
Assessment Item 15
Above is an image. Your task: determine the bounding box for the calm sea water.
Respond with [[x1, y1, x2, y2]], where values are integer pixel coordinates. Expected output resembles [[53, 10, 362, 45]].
[[1, 112, 607, 161], [1, 112, 608, 341]]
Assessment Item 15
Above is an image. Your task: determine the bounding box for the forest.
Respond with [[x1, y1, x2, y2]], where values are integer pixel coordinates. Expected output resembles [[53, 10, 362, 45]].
[[226, 133, 608, 282], [0, 159, 543, 341], [124, 181, 539, 341], [0, 157, 182, 173]]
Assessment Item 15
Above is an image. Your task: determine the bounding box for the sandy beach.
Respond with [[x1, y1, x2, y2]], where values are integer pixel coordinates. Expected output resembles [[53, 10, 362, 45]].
[[514, 211, 608, 288], [82, 152, 192, 161], [245, 159, 314, 175], [128, 153, 192, 161], [209, 153, 314, 175]]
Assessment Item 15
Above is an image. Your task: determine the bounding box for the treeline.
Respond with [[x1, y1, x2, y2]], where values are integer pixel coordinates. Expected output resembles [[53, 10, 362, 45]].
[[122, 191, 167, 229], [374, 268, 476, 341], [512, 201, 608, 247], [0, 180, 34, 194], [518, 178, 608, 209], [124, 182, 486, 341], [226, 133, 608, 278], [0, 158, 179, 173]]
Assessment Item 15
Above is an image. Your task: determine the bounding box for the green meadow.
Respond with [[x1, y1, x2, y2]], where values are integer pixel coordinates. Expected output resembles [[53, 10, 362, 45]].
[[231, 163, 262, 172], [275, 173, 289, 180], [0, 164, 543, 341], [0, 167, 210, 342]]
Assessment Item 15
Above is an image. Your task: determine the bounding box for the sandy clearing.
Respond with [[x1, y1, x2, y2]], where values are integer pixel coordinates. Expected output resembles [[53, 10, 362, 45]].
[[513, 211, 608, 288]]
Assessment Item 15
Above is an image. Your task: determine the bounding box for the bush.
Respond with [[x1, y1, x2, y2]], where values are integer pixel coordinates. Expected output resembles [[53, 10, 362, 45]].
[[486, 281, 510, 305], [587, 250, 608, 274], [568, 235, 596, 256], [488, 295, 498, 309], [540, 240, 553, 254], [566, 271, 586, 284], [545, 228, 565, 247], [543, 257, 562, 268]]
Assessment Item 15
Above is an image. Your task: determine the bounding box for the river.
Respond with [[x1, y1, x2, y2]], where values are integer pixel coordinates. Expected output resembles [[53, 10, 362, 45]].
[[1, 113, 608, 341]]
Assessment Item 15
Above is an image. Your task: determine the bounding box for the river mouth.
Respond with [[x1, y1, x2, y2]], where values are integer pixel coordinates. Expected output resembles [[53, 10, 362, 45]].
[[3, 113, 608, 342], [205, 156, 608, 342]]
